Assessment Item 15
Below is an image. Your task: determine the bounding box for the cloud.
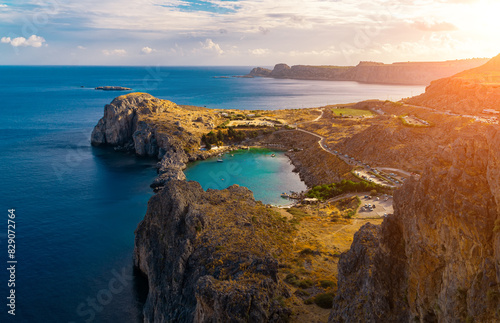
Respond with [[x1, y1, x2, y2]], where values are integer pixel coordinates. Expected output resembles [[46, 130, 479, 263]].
[[141, 46, 156, 54], [201, 39, 223, 55], [77, 45, 87, 50], [249, 48, 270, 55], [102, 49, 127, 56], [1, 35, 46, 47], [411, 20, 458, 32], [0, 4, 7, 8], [258, 26, 271, 35]]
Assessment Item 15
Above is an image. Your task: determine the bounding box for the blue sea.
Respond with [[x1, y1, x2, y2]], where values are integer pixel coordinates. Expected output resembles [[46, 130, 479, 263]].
[[0, 66, 425, 322]]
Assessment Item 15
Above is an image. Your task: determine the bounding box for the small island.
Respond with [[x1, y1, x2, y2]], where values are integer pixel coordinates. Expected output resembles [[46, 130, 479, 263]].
[[95, 86, 132, 91]]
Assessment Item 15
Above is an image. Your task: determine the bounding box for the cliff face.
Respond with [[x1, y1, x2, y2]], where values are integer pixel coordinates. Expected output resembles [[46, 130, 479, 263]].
[[91, 93, 178, 156], [91, 93, 228, 188], [407, 54, 500, 114], [134, 180, 292, 323], [249, 58, 490, 85], [330, 125, 500, 322]]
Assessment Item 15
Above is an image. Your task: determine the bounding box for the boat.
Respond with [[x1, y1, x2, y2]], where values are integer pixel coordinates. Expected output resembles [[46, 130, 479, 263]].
[[271, 154, 276, 157], [281, 192, 290, 198], [217, 158, 223, 162]]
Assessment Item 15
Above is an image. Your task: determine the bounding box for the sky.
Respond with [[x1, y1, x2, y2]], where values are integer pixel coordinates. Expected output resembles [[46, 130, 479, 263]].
[[0, 0, 499, 66]]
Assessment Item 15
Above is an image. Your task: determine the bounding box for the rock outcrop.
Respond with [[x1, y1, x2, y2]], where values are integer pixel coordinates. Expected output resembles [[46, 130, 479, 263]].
[[248, 58, 490, 85], [134, 180, 292, 323], [95, 86, 132, 91], [91, 93, 227, 188], [91, 93, 176, 153], [406, 54, 500, 114], [330, 125, 500, 322]]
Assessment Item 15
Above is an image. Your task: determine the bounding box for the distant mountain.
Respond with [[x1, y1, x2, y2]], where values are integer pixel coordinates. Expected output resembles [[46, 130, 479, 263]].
[[406, 54, 500, 114], [248, 58, 490, 85]]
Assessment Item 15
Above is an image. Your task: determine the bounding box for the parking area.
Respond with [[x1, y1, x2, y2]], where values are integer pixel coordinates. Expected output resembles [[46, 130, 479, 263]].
[[356, 194, 394, 218]]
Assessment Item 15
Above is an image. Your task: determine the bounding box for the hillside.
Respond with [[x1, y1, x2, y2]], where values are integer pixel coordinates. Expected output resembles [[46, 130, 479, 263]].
[[406, 54, 500, 114], [330, 124, 500, 322], [248, 58, 490, 85]]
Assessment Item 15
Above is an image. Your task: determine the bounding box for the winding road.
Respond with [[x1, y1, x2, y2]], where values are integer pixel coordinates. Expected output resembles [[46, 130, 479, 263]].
[[293, 107, 410, 187]]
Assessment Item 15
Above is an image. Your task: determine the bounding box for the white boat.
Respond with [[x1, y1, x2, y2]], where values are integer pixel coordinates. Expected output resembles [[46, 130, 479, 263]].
[[271, 154, 276, 157], [217, 158, 223, 162]]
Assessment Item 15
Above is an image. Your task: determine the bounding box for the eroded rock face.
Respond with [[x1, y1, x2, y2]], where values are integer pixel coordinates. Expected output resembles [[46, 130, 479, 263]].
[[331, 127, 500, 322], [90, 93, 176, 155], [330, 219, 409, 323], [134, 180, 291, 323]]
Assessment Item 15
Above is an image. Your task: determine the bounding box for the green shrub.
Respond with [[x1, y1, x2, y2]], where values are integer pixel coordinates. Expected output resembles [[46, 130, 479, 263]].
[[298, 279, 314, 289], [319, 280, 336, 288], [306, 179, 387, 201], [314, 292, 335, 309]]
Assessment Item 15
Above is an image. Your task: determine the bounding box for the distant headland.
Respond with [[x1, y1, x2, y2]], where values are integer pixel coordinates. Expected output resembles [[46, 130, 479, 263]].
[[247, 58, 490, 85]]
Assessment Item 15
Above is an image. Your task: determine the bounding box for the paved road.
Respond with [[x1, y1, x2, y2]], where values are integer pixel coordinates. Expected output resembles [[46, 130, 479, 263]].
[[293, 108, 409, 187]]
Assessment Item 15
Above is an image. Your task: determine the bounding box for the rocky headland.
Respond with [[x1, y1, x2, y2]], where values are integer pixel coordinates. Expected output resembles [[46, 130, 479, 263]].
[[91, 93, 227, 188], [134, 180, 293, 322], [406, 54, 500, 115], [249, 58, 489, 85]]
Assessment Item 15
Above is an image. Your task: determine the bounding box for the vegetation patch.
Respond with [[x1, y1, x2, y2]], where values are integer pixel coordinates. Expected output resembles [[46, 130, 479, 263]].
[[313, 292, 335, 309], [306, 179, 388, 201], [331, 108, 373, 117]]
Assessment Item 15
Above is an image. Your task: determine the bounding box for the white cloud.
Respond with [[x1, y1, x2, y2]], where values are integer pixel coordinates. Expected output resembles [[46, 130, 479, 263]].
[[201, 39, 224, 55], [411, 20, 458, 32], [141, 46, 156, 54], [249, 48, 270, 55], [102, 49, 127, 56], [77, 45, 87, 50], [1, 35, 46, 47]]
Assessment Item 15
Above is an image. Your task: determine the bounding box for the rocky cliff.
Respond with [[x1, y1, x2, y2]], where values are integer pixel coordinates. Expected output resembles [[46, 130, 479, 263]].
[[249, 58, 490, 85], [91, 93, 225, 187], [406, 54, 500, 114], [330, 124, 500, 322], [134, 180, 293, 322]]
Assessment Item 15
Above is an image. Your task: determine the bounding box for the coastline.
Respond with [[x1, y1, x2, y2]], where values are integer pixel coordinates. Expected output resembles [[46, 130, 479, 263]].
[[89, 84, 500, 322]]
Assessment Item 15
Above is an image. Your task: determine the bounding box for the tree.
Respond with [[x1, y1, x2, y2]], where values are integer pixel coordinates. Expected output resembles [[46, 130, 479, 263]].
[[205, 142, 212, 150], [217, 129, 224, 142], [227, 127, 236, 139], [370, 189, 378, 196]]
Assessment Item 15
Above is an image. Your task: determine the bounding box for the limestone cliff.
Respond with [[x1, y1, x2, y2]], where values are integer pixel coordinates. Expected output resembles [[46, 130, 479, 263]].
[[134, 180, 292, 322], [330, 124, 500, 322], [249, 58, 489, 85], [91, 93, 225, 187], [91, 93, 177, 155], [406, 54, 500, 114]]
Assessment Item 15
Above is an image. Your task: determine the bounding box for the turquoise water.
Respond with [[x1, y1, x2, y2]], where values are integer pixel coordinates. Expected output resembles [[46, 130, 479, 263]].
[[184, 149, 307, 206], [0, 66, 424, 322]]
